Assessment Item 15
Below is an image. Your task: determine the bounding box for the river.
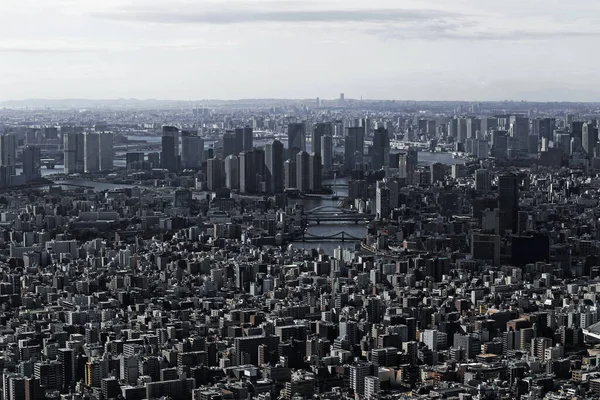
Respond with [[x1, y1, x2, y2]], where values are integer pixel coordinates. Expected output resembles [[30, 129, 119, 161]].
[[32, 136, 464, 255]]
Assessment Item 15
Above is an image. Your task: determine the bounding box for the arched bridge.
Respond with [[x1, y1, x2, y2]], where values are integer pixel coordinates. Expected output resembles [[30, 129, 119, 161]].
[[298, 231, 363, 242]]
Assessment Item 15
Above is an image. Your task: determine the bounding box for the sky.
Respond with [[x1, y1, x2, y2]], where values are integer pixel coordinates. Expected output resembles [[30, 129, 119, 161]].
[[1, 0, 599, 102]]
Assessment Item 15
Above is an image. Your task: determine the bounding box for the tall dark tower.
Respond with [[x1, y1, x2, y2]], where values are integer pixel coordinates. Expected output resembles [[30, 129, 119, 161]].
[[161, 126, 179, 172], [372, 127, 390, 170], [265, 140, 284, 194], [296, 151, 311, 193], [498, 173, 519, 234], [287, 123, 306, 159], [312, 123, 332, 156], [222, 131, 237, 158]]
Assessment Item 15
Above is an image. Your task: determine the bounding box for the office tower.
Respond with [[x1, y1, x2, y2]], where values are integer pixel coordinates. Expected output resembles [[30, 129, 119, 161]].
[[480, 117, 498, 135], [161, 126, 179, 172], [22, 146, 41, 182], [509, 116, 529, 151], [347, 127, 365, 155], [265, 140, 284, 194], [147, 152, 160, 168], [180, 131, 204, 169], [206, 158, 224, 191], [63, 132, 84, 175], [234, 128, 245, 155], [344, 135, 357, 173], [375, 181, 390, 220], [372, 127, 390, 170], [466, 117, 480, 139], [287, 123, 306, 158], [296, 151, 310, 193], [222, 131, 237, 158], [582, 122, 598, 156], [98, 132, 113, 171], [448, 118, 458, 139], [309, 152, 322, 191], [538, 118, 556, 140], [475, 169, 492, 192], [571, 121, 584, 141], [237, 127, 253, 152], [312, 123, 332, 155], [84, 132, 100, 173], [498, 173, 519, 234], [57, 348, 76, 391], [284, 159, 297, 190], [364, 376, 380, 400], [239, 149, 265, 194], [457, 118, 467, 143], [491, 130, 508, 158], [349, 363, 372, 396], [0, 134, 16, 186], [224, 155, 239, 190], [234, 335, 280, 366], [321, 135, 333, 173], [476, 139, 489, 159], [430, 163, 445, 184], [398, 148, 418, 185]]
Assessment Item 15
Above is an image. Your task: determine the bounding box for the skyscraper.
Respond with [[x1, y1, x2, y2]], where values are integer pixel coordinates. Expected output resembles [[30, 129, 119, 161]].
[[224, 155, 239, 190], [582, 122, 598, 156], [312, 123, 332, 156], [457, 118, 467, 143], [64, 132, 84, 175], [284, 159, 297, 190], [509, 116, 530, 151], [161, 126, 179, 172], [321, 135, 333, 173], [372, 127, 390, 170], [222, 131, 237, 158], [98, 132, 113, 171], [0, 134, 16, 186], [287, 123, 306, 158], [375, 181, 390, 220], [181, 131, 204, 169], [22, 146, 41, 182], [239, 149, 265, 194], [344, 135, 357, 173], [399, 148, 418, 185], [498, 173, 519, 234], [309, 152, 322, 191], [347, 127, 365, 156], [265, 140, 284, 194], [206, 158, 224, 191], [296, 151, 311, 193], [235, 127, 254, 153], [84, 132, 100, 173], [475, 169, 492, 192]]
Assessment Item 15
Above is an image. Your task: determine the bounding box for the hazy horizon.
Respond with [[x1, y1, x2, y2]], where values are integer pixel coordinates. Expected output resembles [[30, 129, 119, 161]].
[[2, 0, 600, 102]]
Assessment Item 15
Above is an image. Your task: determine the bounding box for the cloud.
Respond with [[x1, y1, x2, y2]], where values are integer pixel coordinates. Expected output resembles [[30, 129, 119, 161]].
[[90, 6, 462, 25], [0, 39, 239, 54]]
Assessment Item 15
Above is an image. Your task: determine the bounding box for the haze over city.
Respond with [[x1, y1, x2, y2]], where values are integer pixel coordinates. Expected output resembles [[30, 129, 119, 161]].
[[2, 0, 600, 101]]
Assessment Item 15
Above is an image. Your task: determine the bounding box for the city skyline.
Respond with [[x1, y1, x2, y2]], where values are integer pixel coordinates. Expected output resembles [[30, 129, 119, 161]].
[[3, 0, 600, 101]]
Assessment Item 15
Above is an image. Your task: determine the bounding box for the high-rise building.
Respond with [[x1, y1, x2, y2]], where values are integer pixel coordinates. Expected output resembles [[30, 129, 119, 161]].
[[475, 169, 492, 192], [206, 158, 224, 191], [224, 155, 239, 190], [22, 146, 41, 182], [349, 363, 372, 396], [364, 376, 380, 400], [430, 162, 445, 184], [181, 131, 204, 169], [284, 159, 297, 190], [161, 126, 179, 172], [498, 173, 519, 234], [399, 148, 418, 185], [57, 348, 77, 391], [312, 123, 332, 155], [242, 127, 253, 152], [239, 149, 265, 194], [63, 132, 84, 175], [222, 131, 237, 158], [491, 130, 508, 159], [296, 151, 311, 193], [321, 135, 333, 173], [288, 123, 306, 158], [84, 132, 100, 173], [344, 134, 357, 173], [372, 127, 390, 170], [265, 140, 285, 194], [234, 128, 244, 155], [347, 127, 365, 156], [309, 153, 322, 192], [457, 118, 468, 143], [375, 182, 390, 220], [509, 116, 530, 151], [0, 134, 16, 186], [582, 122, 598, 156], [98, 132, 113, 171]]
